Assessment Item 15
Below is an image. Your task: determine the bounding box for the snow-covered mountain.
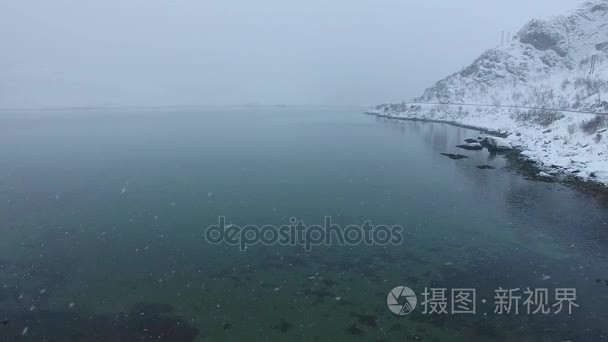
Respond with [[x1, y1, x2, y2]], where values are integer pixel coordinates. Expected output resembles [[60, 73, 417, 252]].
[[370, 0, 608, 185]]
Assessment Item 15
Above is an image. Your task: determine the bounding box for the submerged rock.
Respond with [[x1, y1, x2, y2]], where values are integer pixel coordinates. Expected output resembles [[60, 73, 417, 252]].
[[596, 279, 608, 286], [345, 323, 364, 336], [0, 302, 199, 341], [350, 313, 378, 328], [440, 153, 469, 160], [457, 143, 484, 151], [272, 319, 293, 333]]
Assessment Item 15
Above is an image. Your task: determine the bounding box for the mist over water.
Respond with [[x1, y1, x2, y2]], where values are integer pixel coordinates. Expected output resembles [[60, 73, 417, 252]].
[[0, 0, 582, 108]]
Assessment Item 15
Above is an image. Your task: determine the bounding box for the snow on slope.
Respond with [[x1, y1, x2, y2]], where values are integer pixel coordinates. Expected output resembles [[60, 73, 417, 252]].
[[369, 0, 608, 185]]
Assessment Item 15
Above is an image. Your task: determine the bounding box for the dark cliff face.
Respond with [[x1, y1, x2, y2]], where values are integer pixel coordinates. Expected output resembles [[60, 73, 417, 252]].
[[597, 42, 608, 52], [517, 19, 568, 57], [591, 2, 608, 12]]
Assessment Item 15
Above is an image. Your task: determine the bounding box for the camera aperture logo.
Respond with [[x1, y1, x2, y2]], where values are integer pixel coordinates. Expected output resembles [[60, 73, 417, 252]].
[[205, 216, 403, 251], [387, 286, 418, 315]]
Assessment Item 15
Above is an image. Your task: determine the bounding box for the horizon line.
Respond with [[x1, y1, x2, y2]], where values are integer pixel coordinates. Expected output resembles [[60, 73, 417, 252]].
[[0, 103, 369, 111]]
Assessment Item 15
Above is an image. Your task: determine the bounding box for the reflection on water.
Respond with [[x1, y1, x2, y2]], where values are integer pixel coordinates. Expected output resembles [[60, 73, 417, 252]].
[[0, 107, 607, 341]]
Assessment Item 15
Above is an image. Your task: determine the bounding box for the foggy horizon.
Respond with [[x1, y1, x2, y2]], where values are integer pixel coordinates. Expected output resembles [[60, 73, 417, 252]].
[[2, 1, 608, 340], [1, 0, 584, 108]]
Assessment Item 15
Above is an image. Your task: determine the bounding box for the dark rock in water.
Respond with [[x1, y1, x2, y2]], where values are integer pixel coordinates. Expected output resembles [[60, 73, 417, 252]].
[[479, 137, 496, 151], [388, 323, 401, 332], [273, 319, 293, 333], [479, 137, 512, 153], [477, 165, 496, 170], [441, 153, 469, 160], [131, 302, 174, 316], [303, 286, 335, 304], [345, 323, 364, 336], [350, 313, 377, 328], [457, 144, 483, 151], [464, 138, 478, 144], [0, 302, 199, 341]]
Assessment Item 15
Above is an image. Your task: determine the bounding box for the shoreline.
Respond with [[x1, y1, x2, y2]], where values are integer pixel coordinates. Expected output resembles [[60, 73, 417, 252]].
[[365, 111, 608, 202], [364, 111, 509, 138]]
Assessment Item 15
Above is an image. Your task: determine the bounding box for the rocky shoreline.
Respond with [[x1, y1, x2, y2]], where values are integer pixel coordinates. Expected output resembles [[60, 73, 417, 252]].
[[365, 111, 608, 201], [367, 0, 608, 195], [364, 111, 509, 138]]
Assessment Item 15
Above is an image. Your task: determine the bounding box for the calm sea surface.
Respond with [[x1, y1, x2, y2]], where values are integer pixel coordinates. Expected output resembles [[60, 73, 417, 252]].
[[0, 106, 607, 341]]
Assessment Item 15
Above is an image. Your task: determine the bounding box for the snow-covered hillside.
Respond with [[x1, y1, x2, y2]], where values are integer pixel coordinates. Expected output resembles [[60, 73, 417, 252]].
[[369, 0, 608, 185]]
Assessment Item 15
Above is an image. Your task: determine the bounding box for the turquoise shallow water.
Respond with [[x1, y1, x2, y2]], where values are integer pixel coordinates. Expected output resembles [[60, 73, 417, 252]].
[[0, 106, 607, 341]]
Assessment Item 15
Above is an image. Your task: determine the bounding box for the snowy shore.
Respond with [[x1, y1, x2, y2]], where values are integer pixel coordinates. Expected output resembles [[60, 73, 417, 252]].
[[366, 104, 608, 186], [369, 0, 608, 186]]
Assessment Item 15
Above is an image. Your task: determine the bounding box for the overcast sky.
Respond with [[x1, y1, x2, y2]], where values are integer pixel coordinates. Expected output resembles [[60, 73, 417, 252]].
[[0, 0, 584, 108]]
